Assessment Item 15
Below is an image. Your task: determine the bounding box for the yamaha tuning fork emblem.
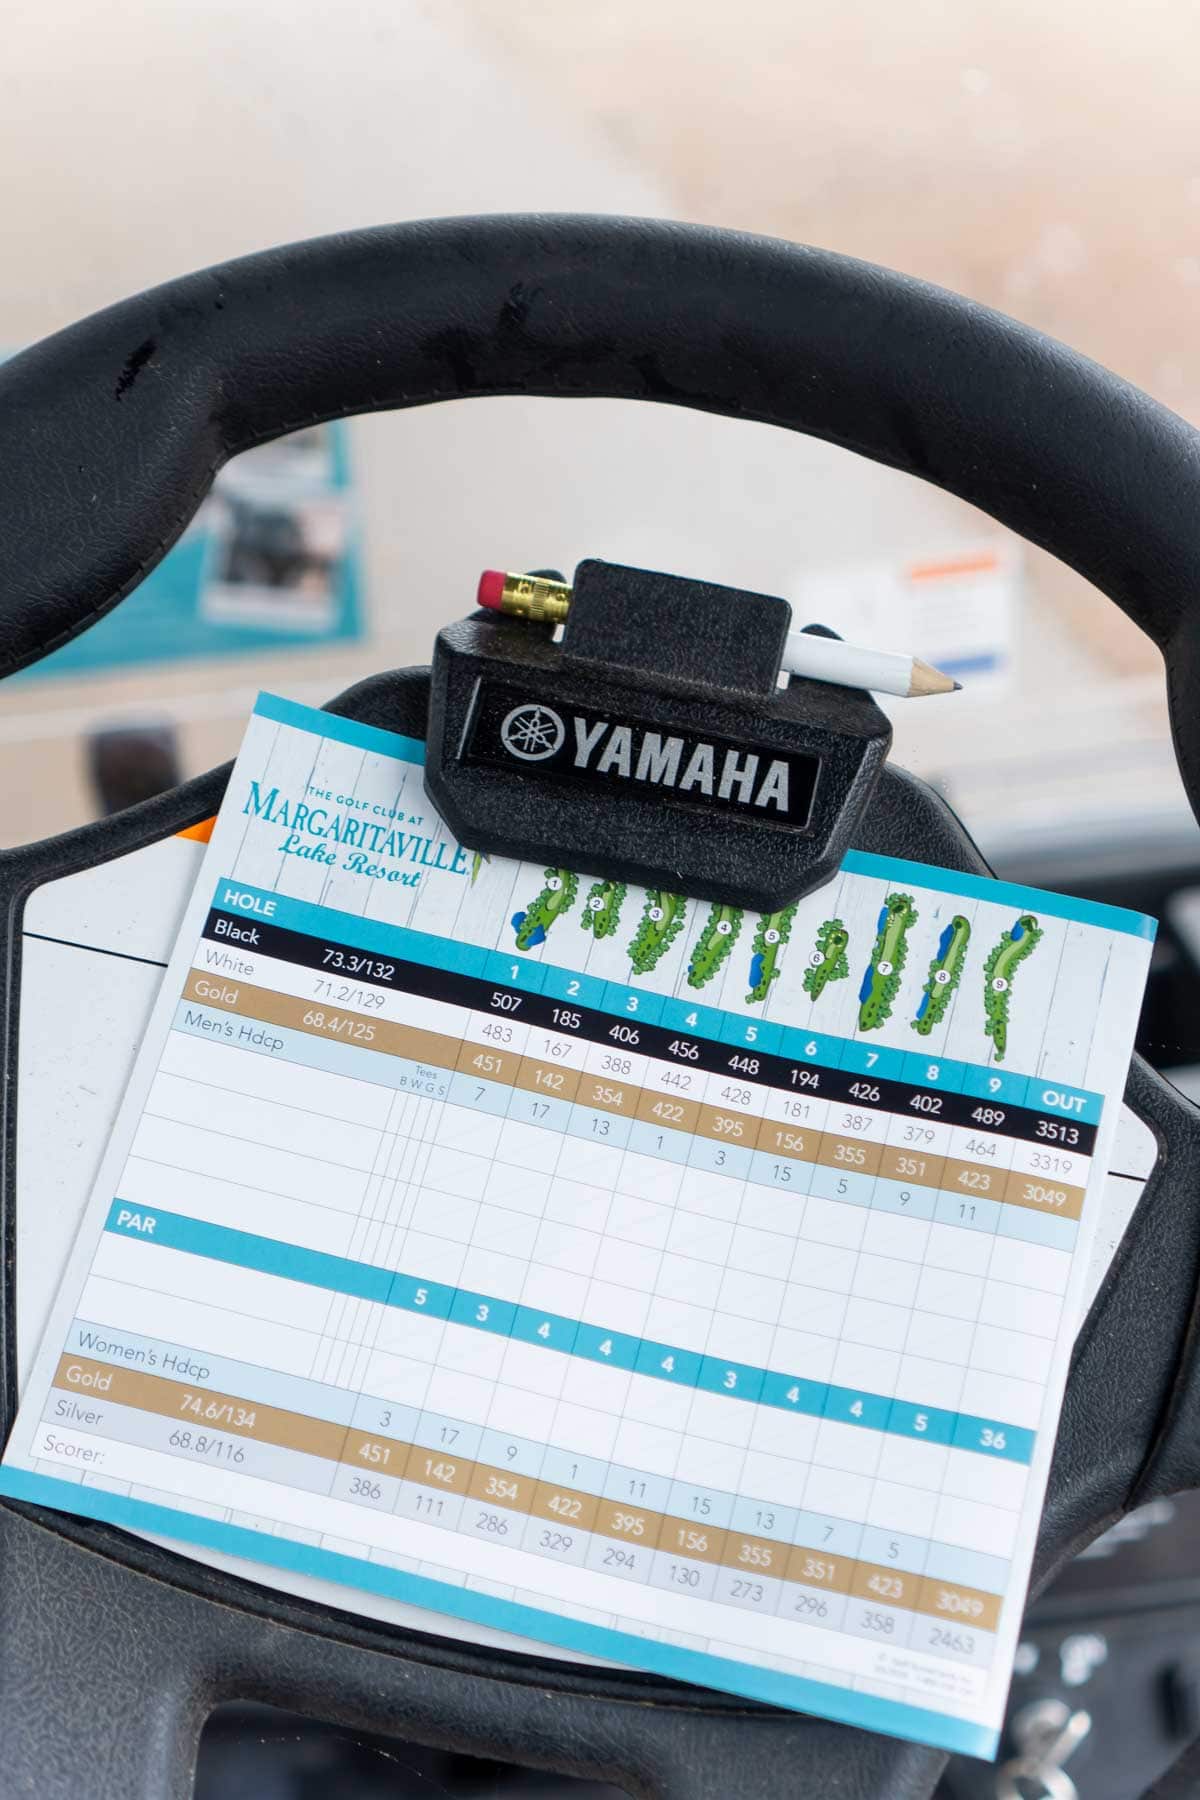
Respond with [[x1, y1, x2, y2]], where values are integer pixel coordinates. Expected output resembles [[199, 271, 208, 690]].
[[499, 702, 567, 761]]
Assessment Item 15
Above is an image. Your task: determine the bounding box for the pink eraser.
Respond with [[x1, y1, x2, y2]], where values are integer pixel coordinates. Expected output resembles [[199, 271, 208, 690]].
[[477, 569, 506, 611]]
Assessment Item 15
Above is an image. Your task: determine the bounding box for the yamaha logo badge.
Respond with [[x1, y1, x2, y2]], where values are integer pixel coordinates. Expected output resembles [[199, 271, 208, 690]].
[[464, 683, 818, 830], [499, 703, 566, 761]]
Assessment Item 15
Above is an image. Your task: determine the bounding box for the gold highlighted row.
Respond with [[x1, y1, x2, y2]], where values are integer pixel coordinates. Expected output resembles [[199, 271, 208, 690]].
[[184, 973, 1086, 1220], [54, 1354, 1002, 1632]]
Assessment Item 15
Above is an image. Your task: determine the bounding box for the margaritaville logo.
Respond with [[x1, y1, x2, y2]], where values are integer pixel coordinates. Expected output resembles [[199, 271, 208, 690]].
[[242, 781, 470, 885]]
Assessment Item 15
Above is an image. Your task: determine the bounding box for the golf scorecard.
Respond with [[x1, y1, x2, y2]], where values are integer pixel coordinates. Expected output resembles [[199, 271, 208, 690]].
[[0, 694, 1155, 1758]]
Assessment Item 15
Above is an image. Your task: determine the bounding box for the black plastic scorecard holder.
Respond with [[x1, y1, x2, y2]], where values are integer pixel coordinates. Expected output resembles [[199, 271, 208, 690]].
[[425, 559, 892, 911]]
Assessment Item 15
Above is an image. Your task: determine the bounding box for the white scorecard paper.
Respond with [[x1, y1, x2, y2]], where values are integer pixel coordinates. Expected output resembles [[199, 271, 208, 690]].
[[0, 694, 1156, 1758]]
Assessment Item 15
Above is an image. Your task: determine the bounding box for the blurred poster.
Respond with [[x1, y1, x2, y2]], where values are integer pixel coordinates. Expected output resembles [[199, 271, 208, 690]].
[[793, 545, 1017, 695], [15, 423, 363, 680]]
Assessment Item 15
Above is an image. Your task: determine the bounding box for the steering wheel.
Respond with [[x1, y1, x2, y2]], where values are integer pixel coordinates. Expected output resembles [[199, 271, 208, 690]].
[[3, 215, 1200, 1800]]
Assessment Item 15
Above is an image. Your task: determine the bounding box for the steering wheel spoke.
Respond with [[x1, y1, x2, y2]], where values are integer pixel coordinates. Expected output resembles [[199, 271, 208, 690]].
[[0, 1493, 950, 1800], [0, 1509, 205, 1800]]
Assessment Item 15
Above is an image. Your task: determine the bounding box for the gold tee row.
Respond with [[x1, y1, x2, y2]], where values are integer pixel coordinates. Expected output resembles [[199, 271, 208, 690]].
[[184, 973, 1087, 1221], [54, 1354, 1002, 1633]]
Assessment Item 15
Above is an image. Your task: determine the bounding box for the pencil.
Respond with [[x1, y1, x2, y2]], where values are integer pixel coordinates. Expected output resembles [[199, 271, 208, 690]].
[[476, 571, 961, 699]]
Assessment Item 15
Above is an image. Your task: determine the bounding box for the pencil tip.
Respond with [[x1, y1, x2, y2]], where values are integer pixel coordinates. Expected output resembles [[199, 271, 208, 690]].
[[910, 657, 960, 696], [953, 680, 963, 691]]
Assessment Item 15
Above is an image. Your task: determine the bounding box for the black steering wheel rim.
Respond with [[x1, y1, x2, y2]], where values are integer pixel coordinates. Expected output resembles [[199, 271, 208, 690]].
[[3, 214, 1200, 1800], [5, 211, 1200, 822]]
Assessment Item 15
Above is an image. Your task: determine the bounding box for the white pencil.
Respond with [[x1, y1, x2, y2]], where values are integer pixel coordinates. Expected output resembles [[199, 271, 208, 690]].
[[476, 571, 962, 698], [780, 629, 960, 697]]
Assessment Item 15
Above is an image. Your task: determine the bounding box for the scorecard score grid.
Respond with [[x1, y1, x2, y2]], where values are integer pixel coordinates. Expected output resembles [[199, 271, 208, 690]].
[[0, 693, 1155, 1759]]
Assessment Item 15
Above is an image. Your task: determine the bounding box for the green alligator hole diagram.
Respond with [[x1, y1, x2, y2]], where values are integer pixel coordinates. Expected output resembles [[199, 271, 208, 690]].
[[628, 890, 688, 975], [686, 904, 744, 990], [802, 918, 850, 1002], [746, 904, 799, 1004], [983, 913, 1043, 1061], [511, 868, 578, 950], [857, 894, 919, 1031], [580, 879, 627, 940], [912, 914, 971, 1035]]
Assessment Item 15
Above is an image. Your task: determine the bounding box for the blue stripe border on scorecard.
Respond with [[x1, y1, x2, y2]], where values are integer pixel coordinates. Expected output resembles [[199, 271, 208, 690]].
[[0, 1470, 999, 1761], [253, 691, 427, 766], [104, 1202, 1036, 1464], [842, 850, 1157, 940]]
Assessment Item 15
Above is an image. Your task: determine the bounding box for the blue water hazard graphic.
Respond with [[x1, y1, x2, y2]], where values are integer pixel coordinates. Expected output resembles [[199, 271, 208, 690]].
[[857, 902, 891, 1003], [510, 910, 546, 947], [1010, 920, 1026, 941], [749, 952, 764, 989], [916, 922, 956, 1020]]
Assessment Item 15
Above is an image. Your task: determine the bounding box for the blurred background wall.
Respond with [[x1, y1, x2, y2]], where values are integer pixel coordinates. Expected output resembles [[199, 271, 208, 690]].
[[0, 0, 1194, 859]]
